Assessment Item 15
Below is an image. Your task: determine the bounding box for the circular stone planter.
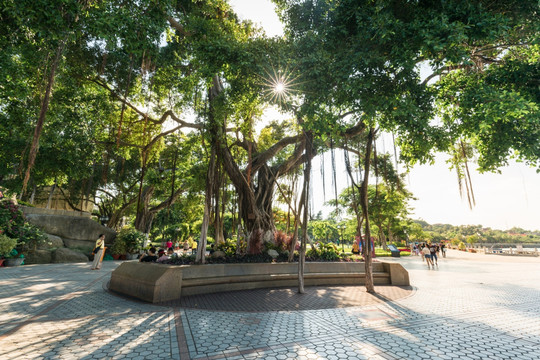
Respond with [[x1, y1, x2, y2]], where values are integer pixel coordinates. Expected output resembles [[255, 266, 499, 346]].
[[109, 261, 410, 303], [5, 257, 24, 266]]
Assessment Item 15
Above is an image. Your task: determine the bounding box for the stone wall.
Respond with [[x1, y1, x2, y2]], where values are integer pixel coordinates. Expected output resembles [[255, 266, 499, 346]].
[[21, 206, 116, 264]]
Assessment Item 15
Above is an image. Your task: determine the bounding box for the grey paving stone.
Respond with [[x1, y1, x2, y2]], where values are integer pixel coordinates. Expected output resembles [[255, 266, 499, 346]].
[[2, 255, 540, 360]]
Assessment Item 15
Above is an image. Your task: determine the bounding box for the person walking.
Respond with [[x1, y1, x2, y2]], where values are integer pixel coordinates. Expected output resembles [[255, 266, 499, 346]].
[[422, 245, 433, 269], [91, 234, 106, 270], [430, 244, 439, 266]]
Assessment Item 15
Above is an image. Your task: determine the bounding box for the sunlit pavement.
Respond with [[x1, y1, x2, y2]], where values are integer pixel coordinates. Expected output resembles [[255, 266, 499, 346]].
[[1, 250, 540, 359]]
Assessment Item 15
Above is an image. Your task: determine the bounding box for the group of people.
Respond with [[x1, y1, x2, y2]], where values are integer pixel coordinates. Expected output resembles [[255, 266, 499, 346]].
[[90, 234, 186, 270], [165, 239, 198, 254], [412, 242, 447, 269], [139, 247, 178, 263], [90, 233, 203, 270]]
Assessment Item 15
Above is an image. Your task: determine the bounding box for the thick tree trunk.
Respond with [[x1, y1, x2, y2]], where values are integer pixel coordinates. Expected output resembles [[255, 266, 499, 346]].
[[360, 128, 376, 294], [238, 164, 277, 243], [134, 186, 155, 233]]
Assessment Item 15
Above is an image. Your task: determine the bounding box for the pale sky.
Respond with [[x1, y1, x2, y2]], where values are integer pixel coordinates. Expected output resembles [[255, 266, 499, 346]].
[[229, 0, 540, 232]]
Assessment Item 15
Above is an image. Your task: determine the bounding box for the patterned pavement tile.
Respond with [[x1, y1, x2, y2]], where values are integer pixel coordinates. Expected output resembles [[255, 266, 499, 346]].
[[1, 251, 540, 359]]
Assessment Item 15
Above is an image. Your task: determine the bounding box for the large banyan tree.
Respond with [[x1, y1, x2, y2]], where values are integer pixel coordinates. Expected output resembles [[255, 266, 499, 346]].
[[1, 0, 538, 283]]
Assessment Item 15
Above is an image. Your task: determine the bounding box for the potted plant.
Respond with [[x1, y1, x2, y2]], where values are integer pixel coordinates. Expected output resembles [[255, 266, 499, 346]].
[[0, 233, 17, 267], [117, 228, 145, 260], [111, 237, 127, 260]]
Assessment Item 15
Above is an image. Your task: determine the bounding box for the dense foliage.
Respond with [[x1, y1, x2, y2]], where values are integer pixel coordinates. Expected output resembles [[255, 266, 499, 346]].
[[0, 200, 47, 256], [0, 0, 537, 266]]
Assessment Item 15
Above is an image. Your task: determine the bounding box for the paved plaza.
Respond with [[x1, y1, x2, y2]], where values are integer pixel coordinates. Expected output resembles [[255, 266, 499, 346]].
[[1, 250, 540, 359]]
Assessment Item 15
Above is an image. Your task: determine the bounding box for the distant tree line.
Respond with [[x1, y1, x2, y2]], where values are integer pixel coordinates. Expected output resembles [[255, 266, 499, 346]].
[[416, 220, 540, 244]]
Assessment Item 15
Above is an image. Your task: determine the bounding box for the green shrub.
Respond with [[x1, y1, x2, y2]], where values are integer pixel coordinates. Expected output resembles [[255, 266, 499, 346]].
[[307, 243, 341, 261], [0, 233, 17, 256], [15, 223, 48, 253], [111, 237, 127, 255], [375, 248, 392, 256], [215, 239, 237, 257], [0, 200, 47, 254], [117, 228, 145, 253]]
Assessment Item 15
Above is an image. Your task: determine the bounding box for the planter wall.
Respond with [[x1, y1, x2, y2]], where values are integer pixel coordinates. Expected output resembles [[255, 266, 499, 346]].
[[109, 261, 410, 304]]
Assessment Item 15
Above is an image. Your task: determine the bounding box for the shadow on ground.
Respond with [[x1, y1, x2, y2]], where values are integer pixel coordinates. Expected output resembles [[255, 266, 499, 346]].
[[158, 285, 413, 311]]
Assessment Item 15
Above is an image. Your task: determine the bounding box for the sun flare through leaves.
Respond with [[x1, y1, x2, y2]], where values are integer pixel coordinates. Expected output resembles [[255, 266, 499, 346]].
[[259, 65, 301, 108]]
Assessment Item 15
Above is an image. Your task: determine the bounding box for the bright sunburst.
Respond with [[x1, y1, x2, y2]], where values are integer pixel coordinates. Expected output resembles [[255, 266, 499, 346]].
[[260, 65, 300, 107], [274, 81, 285, 94]]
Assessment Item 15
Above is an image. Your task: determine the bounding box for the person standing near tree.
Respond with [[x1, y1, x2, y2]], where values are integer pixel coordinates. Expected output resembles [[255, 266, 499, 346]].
[[91, 234, 105, 270]]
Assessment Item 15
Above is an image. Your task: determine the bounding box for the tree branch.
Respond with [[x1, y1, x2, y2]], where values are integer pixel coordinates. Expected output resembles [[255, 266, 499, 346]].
[[421, 64, 472, 86], [167, 16, 190, 37], [250, 134, 303, 173], [149, 186, 185, 213]]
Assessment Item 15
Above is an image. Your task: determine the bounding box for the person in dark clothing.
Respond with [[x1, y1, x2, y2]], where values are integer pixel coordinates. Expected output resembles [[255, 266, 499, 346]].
[[139, 247, 158, 262], [430, 244, 438, 266]]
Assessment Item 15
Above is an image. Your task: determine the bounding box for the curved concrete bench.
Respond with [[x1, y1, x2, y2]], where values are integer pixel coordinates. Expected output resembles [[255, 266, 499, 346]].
[[109, 261, 409, 303]]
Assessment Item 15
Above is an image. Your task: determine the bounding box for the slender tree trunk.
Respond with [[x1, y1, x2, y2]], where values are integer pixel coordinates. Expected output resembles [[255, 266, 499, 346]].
[[288, 180, 304, 262], [135, 150, 148, 229], [236, 224, 243, 255], [360, 128, 376, 294], [298, 132, 312, 294], [22, 41, 66, 195], [84, 164, 95, 211], [213, 158, 225, 244], [169, 148, 178, 217], [198, 146, 216, 263], [46, 181, 57, 209], [30, 184, 36, 205], [379, 221, 388, 250]]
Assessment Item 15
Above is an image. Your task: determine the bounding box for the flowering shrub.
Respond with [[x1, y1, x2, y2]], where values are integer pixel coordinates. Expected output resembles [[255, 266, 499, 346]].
[[0, 200, 25, 238], [274, 231, 292, 252]]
